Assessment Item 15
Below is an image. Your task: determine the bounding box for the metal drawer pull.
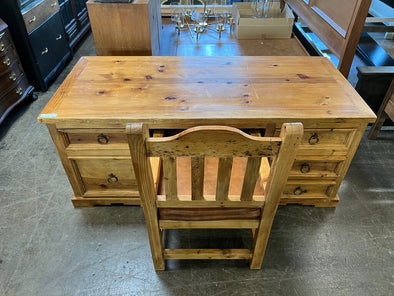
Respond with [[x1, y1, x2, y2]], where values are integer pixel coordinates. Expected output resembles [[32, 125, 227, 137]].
[[9, 72, 16, 81], [293, 187, 307, 196], [41, 48, 48, 55], [51, 1, 57, 7], [97, 133, 109, 144], [3, 57, 10, 66], [56, 34, 62, 40], [300, 163, 311, 174], [0, 43, 4, 52], [16, 87, 23, 95], [29, 16, 36, 24], [308, 133, 320, 145], [107, 173, 118, 184]]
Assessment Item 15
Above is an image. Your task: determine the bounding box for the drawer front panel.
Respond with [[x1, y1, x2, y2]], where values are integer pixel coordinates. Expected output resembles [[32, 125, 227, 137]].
[[0, 75, 30, 116], [67, 132, 127, 146], [76, 158, 138, 194], [275, 128, 356, 156], [0, 45, 19, 74], [301, 129, 354, 146], [282, 183, 332, 199], [23, 0, 60, 34], [0, 30, 12, 56], [290, 159, 341, 178], [29, 12, 70, 78], [0, 62, 23, 94]]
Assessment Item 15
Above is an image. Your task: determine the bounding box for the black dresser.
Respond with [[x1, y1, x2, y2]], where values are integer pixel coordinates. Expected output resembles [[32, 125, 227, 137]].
[[0, 0, 90, 91]]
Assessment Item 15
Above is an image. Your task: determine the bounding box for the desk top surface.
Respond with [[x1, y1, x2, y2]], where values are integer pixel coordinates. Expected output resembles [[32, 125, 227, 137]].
[[38, 56, 375, 128]]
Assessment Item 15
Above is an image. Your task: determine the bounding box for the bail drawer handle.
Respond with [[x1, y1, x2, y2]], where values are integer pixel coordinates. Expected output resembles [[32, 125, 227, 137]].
[[3, 57, 10, 66], [293, 187, 307, 196], [308, 133, 319, 145], [300, 163, 311, 174], [51, 1, 57, 7], [107, 174, 118, 184], [9, 72, 16, 81], [0, 43, 5, 52], [16, 87, 23, 95], [29, 16, 36, 24], [41, 48, 48, 55], [97, 133, 109, 144], [56, 34, 62, 40]]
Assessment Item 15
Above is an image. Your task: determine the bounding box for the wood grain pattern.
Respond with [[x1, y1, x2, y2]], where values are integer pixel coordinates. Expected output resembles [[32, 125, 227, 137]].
[[86, 0, 161, 55], [38, 56, 375, 128]]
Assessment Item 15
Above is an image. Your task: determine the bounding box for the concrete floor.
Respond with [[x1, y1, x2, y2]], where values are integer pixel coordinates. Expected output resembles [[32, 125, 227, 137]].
[[1, 32, 394, 295]]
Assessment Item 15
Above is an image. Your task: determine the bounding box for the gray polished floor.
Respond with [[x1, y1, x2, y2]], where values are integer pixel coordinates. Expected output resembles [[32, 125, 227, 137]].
[[0, 32, 393, 296]]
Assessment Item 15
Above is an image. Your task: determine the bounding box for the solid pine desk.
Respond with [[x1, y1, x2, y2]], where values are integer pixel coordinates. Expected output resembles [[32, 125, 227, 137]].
[[38, 56, 376, 207]]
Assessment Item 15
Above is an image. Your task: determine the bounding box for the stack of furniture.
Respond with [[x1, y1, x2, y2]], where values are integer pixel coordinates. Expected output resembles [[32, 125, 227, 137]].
[[0, 0, 90, 91], [0, 18, 35, 125]]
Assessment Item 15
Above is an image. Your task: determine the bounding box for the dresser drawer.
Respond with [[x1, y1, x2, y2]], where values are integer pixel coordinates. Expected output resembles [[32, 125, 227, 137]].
[[29, 12, 70, 79], [0, 74, 30, 116], [75, 158, 139, 197], [0, 45, 19, 73], [0, 30, 13, 55], [0, 61, 23, 94], [23, 0, 60, 34]]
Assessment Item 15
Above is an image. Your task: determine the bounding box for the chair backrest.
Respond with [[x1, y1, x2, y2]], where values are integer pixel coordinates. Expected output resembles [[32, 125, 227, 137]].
[[127, 123, 303, 209]]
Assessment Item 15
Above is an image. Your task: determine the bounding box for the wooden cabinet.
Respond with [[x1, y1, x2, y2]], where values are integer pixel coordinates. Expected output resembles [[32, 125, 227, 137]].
[[86, 0, 161, 56], [0, 0, 88, 91], [38, 56, 376, 208], [58, 0, 90, 50], [0, 19, 35, 125]]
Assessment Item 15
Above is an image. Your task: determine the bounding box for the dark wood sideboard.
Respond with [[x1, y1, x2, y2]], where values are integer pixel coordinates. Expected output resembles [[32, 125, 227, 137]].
[[0, 19, 35, 125]]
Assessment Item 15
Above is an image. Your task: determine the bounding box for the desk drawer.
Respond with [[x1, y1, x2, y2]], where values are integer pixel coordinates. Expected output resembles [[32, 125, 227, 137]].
[[289, 158, 343, 178], [282, 182, 334, 199], [23, 0, 60, 34], [75, 158, 139, 196], [67, 130, 127, 146], [275, 128, 356, 156]]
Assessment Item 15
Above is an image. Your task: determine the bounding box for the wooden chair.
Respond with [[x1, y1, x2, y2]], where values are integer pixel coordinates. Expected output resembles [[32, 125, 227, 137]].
[[368, 78, 394, 139], [127, 123, 303, 270]]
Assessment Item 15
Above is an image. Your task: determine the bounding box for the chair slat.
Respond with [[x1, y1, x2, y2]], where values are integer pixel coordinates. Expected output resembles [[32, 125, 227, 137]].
[[191, 156, 204, 200], [163, 157, 177, 200], [216, 157, 233, 201], [240, 157, 262, 201]]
